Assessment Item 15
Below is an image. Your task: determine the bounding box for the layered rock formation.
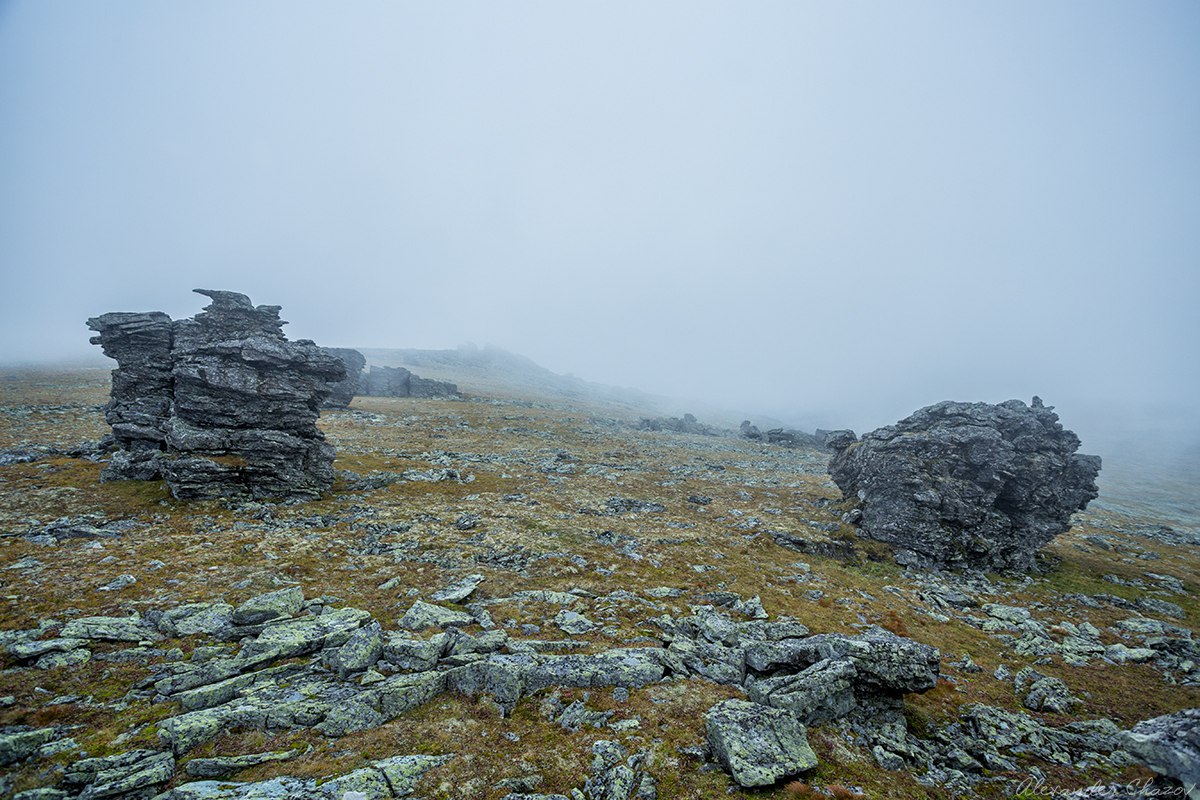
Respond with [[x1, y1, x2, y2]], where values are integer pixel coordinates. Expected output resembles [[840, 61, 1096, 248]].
[[360, 365, 459, 399], [321, 348, 367, 409], [89, 290, 345, 500], [828, 397, 1101, 571], [86, 312, 175, 480]]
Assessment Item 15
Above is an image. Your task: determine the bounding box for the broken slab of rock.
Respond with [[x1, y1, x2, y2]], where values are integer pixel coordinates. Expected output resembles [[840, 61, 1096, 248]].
[[89, 289, 346, 500], [1120, 708, 1200, 799], [157, 753, 450, 800], [705, 698, 817, 787], [828, 397, 1101, 571]]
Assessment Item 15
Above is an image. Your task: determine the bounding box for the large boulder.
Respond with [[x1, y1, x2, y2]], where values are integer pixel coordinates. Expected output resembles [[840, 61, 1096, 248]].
[[1121, 708, 1200, 799], [321, 347, 366, 409], [828, 397, 1100, 571], [704, 698, 817, 787]]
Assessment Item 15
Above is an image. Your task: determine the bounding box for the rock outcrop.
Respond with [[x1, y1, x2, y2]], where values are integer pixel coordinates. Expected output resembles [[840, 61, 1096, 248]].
[[89, 290, 345, 501], [828, 397, 1101, 571], [360, 365, 460, 399], [321, 347, 366, 409]]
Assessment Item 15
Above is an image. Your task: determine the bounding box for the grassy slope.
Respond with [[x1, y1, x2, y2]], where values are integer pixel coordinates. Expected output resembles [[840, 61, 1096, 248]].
[[0, 366, 1196, 799]]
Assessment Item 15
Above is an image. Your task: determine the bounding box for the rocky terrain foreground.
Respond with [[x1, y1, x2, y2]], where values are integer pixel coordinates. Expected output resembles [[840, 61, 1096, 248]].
[[1, 366, 1198, 799]]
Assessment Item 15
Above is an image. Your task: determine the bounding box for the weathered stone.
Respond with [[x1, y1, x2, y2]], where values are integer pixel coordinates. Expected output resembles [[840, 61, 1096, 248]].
[[323, 621, 384, 678], [1121, 708, 1200, 798], [61, 614, 159, 643], [321, 348, 366, 409], [86, 311, 175, 480], [526, 649, 667, 693], [553, 610, 597, 635], [704, 699, 817, 787], [1023, 676, 1080, 714], [845, 627, 940, 693], [828, 397, 1101, 571], [159, 603, 235, 637], [583, 740, 657, 800], [89, 289, 346, 500], [64, 749, 175, 798], [0, 727, 58, 767], [242, 607, 371, 661], [746, 658, 858, 725], [430, 574, 486, 603], [398, 601, 473, 631], [231, 587, 304, 626], [184, 748, 301, 778], [381, 633, 444, 672]]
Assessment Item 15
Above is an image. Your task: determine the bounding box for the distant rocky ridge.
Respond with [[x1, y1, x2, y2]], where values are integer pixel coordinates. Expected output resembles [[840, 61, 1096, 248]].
[[321, 351, 460, 407], [88, 290, 344, 500], [360, 365, 460, 399], [829, 397, 1102, 571]]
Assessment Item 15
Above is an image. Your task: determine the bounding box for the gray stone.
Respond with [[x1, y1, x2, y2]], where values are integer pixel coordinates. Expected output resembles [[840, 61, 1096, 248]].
[[398, 601, 473, 631], [64, 749, 175, 798], [431, 574, 486, 603], [61, 614, 159, 643], [321, 348, 366, 410], [91, 290, 346, 500], [159, 603, 235, 637], [1023, 676, 1080, 714], [324, 621, 384, 678], [526, 649, 666, 693], [381, 633, 444, 672], [746, 658, 858, 725], [184, 749, 301, 778], [1121, 708, 1200, 799], [0, 727, 58, 767], [704, 699, 817, 787], [231, 587, 304, 626], [242, 607, 371, 661], [553, 610, 597, 635], [828, 397, 1100, 571]]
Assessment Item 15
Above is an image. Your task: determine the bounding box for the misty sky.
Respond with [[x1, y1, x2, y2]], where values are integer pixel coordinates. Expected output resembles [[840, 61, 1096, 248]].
[[2, 2, 1198, 441]]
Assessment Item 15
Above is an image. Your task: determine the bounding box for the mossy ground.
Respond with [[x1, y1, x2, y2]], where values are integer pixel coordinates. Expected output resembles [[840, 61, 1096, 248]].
[[0, 366, 1196, 798]]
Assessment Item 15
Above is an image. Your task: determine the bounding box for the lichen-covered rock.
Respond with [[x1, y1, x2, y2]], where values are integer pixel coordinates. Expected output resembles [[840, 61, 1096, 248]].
[[704, 699, 817, 787], [1121, 708, 1200, 798], [324, 621, 384, 678], [231, 587, 304, 626], [0, 727, 58, 767], [63, 748, 175, 798], [828, 397, 1101, 571], [89, 289, 346, 501]]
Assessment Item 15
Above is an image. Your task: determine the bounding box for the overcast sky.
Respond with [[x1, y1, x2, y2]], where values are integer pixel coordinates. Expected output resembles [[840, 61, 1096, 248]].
[[1, 2, 1197, 447]]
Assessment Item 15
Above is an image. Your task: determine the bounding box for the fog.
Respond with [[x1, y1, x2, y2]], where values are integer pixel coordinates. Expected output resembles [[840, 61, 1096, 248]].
[[2, 2, 1198, 489]]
